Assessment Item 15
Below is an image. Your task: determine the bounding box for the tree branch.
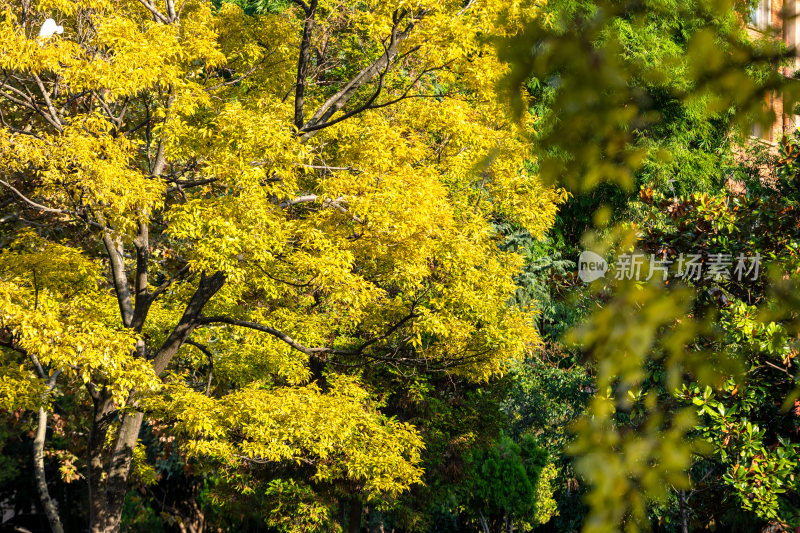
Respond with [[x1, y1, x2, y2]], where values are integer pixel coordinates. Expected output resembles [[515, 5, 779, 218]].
[[0, 78, 62, 131], [137, 0, 171, 23], [150, 263, 192, 301], [102, 232, 135, 328], [151, 271, 226, 376], [0, 178, 102, 229], [197, 315, 348, 355], [293, 0, 318, 129], [298, 10, 426, 141], [131, 221, 151, 331], [288, 0, 310, 13], [196, 311, 418, 358], [28, 353, 64, 533], [185, 339, 214, 395], [31, 74, 63, 131], [165, 178, 218, 192], [300, 58, 447, 135]]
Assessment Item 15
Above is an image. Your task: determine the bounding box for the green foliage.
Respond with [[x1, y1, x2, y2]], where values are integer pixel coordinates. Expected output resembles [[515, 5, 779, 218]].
[[505, 0, 796, 193], [636, 182, 800, 527], [504, 357, 591, 457], [374, 372, 513, 532], [121, 494, 166, 533], [261, 479, 341, 533], [212, 0, 288, 15], [465, 434, 556, 530], [501, 1, 800, 531], [495, 222, 583, 338], [514, 0, 772, 252]]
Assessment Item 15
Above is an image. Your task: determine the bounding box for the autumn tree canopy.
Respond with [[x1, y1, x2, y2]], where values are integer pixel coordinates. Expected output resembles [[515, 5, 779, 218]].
[[0, 0, 566, 531]]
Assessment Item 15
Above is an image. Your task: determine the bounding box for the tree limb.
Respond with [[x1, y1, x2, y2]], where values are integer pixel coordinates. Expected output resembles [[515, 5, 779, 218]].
[[31, 74, 63, 131], [151, 271, 226, 376], [185, 339, 214, 395], [136, 0, 171, 24], [131, 221, 150, 331], [102, 232, 135, 328], [293, 0, 318, 129], [150, 263, 192, 301], [288, 0, 311, 13], [298, 10, 426, 141], [29, 353, 64, 533], [198, 315, 349, 355], [0, 178, 103, 229], [196, 311, 418, 358]]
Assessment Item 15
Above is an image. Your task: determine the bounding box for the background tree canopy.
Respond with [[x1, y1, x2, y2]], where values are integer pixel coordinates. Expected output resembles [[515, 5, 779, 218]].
[[0, 0, 798, 532]]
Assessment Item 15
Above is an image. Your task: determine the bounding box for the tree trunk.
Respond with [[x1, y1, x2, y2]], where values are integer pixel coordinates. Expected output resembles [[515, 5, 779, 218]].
[[348, 497, 363, 533], [187, 498, 206, 533], [87, 394, 112, 533], [293, 0, 317, 129], [366, 506, 384, 533], [88, 395, 144, 533], [87, 271, 226, 533], [33, 407, 64, 533], [479, 511, 491, 533], [679, 489, 689, 533], [103, 411, 145, 532]]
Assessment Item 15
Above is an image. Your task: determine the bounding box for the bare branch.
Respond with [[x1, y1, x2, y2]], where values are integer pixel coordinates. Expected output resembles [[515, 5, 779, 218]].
[[299, 46, 393, 135], [0, 82, 62, 131], [302, 164, 363, 173], [198, 315, 347, 355], [103, 232, 135, 328], [31, 74, 63, 131], [136, 0, 171, 23], [0, 179, 63, 214], [151, 271, 226, 376], [293, 0, 318, 129], [185, 339, 214, 395], [166, 178, 217, 192], [278, 194, 360, 221], [197, 311, 418, 358], [92, 90, 125, 129], [455, 0, 477, 17], [0, 178, 103, 228], [150, 263, 192, 300], [300, 58, 448, 135], [298, 10, 427, 140], [205, 62, 264, 92], [279, 194, 320, 207]]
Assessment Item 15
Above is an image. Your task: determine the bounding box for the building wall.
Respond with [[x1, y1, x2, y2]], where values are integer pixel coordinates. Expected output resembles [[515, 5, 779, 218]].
[[747, 0, 800, 143]]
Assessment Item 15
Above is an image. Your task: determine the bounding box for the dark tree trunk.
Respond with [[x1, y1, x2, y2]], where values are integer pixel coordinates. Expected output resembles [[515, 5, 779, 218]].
[[293, 0, 317, 129], [348, 497, 363, 533], [87, 395, 143, 533], [87, 271, 226, 533], [505, 513, 513, 533], [679, 489, 689, 533], [87, 392, 112, 533]]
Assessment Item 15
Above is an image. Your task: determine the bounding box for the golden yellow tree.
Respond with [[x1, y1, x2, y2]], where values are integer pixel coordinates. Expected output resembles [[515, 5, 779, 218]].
[[0, 0, 564, 531]]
